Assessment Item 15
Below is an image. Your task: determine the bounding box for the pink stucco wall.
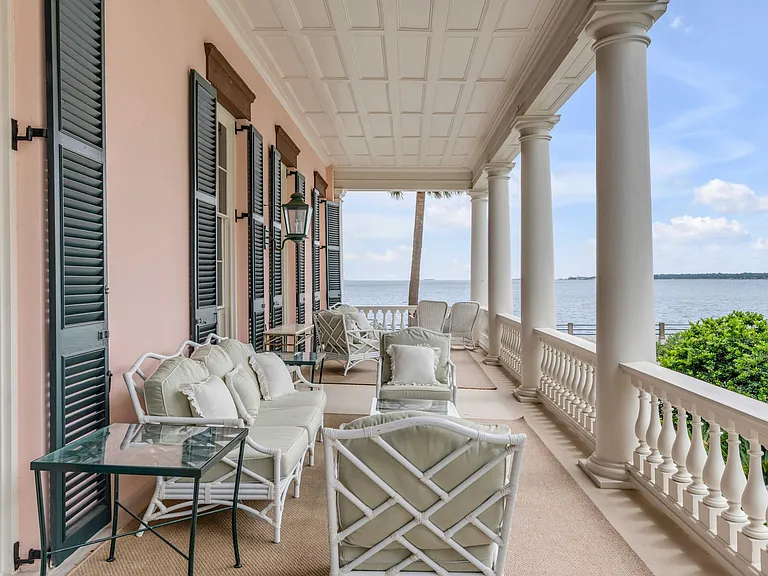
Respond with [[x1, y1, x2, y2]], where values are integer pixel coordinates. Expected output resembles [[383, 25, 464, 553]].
[[13, 0, 330, 550]]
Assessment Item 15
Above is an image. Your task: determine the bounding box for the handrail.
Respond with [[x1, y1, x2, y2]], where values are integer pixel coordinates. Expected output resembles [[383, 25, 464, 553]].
[[534, 327, 596, 439], [622, 360, 768, 572], [497, 313, 521, 327]]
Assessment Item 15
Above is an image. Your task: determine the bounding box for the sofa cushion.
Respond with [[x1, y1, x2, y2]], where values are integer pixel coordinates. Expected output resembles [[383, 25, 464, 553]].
[[253, 403, 323, 444], [179, 375, 238, 420], [380, 328, 450, 385], [263, 390, 326, 412], [224, 364, 260, 425], [249, 353, 296, 400], [378, 383, 453, 401], [337, 411, 511, 551], [143, 357, 210, 417], [190, 344, 235, 378], [192, 426, 309, 483], [216, 339, 263, 397]]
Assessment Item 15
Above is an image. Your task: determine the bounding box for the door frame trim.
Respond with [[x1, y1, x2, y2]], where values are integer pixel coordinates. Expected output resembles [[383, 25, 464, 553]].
[[0, 0, 18, 573]]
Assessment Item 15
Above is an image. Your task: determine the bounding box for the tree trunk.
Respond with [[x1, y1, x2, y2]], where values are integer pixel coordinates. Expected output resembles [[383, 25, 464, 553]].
[[408, 191, 426, 312]]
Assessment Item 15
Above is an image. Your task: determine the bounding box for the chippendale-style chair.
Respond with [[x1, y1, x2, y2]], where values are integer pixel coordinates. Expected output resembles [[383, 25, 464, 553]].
[[323, 412, 526, 575]]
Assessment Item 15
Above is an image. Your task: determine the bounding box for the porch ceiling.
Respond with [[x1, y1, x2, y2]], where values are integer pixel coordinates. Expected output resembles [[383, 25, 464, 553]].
[[210, 0, 596, 188]]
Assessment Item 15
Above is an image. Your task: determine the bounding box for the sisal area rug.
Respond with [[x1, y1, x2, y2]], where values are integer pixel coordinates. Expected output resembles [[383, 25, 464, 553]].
[[321, 349, 496, 390], [70, 414, 651, 576]]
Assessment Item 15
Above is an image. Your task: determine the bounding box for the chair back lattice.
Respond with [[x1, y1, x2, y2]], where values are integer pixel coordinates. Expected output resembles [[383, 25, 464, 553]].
[[314, 310, 352, 356], [323, 414, 526, 575], [416, 300, 449, 332], [447, 302, 481, 336], [380, 327, 451, 385]]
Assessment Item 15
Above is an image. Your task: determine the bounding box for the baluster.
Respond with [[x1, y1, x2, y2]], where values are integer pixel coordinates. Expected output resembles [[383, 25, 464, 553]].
[[547, 346, 559, 400], [557, 348, 569, 408], [646, 393, 663, 468], [553, 349, 566, 407], [564, 353, 578, 415], [587, 364, 596, 434], [701, 421, 727, 532], [718, 426, 748, 550], [543, 343, 554, 395], [683, 411, 708, 518], [574, 359, 587, 424], [579, 361, 592, 428], [671, 407, 693, 503], [656, 399, 677, 493], [539, 343, 549, 393], [740, 436, 768, 542], [634, 388, 652, 471]]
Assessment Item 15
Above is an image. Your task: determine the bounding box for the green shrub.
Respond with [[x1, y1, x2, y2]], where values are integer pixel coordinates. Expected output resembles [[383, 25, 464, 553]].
[[657, 311, 768, 402]]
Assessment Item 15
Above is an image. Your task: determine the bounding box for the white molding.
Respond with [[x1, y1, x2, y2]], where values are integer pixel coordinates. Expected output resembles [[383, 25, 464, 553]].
[[0, 0, 18, 574], [216, 103, 239, 339], [207, 0, 331, 166], [333, 167, 472, 192]]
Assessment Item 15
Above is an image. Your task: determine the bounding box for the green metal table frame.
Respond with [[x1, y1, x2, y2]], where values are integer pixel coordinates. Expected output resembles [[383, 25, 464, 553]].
[[274, 350, 326, 386], [32, 428, 248, 576]]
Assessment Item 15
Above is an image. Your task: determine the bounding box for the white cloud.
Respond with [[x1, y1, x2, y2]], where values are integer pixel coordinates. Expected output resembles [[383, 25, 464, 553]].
[[364, 245, 411, 262], [752, 239, 768, 251], [653, 215, 748, 244], [693, 179, 768, 214], [669, 16, 693, 33], [425, 195, 470, 229], [345, 252, 359, 260]]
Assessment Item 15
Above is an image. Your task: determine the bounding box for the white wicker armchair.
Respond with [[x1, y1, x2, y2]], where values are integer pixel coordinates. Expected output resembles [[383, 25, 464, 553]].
[[122, 335, 321, 543], [445, 301, 481, 348], [415, 300, 449, 332], [315, 310, 380, 375], [323, 412, 526, 575]]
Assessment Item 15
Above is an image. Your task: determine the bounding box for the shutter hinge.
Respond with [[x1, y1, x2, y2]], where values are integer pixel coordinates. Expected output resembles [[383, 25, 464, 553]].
[[98, 330, 110, 341], [107, 371, 113, 392], [14, 542, 43, 571], [105, 286, 110, 295], [235, 211, 249, 222], [11, 119, 48, 152]]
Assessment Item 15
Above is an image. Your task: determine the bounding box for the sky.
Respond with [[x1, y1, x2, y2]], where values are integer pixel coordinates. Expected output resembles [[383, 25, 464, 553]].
[[342, 1, 768, 281]]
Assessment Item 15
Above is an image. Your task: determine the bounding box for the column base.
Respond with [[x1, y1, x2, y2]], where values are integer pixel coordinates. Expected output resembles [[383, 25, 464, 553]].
[[578, 455, 634, 490], [483, 355, 500, 365], [513, 388, 541, 403]]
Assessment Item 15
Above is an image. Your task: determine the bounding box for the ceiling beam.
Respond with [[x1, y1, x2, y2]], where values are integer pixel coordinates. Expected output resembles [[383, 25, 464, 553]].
[[334, 167, 472, 192]]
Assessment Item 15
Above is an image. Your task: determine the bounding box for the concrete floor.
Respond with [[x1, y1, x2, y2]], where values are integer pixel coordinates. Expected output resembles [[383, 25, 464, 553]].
[[323, 354, 726, 576]]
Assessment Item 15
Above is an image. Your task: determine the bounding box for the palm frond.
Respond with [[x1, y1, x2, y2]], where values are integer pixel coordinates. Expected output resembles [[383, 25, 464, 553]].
[[388, 191, 405, 200], [427, 190, 464, 199]]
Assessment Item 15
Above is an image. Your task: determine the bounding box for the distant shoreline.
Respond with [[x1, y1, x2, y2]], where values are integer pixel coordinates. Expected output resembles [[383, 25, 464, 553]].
[[563, 273, 768, 281]]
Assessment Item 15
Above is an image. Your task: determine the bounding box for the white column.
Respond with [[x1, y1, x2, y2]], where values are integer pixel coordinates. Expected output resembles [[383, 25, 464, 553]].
[[580, 4, 664, 488], [485, 162, 514, 364], [468, 187, 488, 306], [512, 116, 558, 402]]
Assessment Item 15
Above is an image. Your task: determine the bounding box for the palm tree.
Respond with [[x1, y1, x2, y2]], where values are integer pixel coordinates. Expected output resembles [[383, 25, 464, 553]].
[[388, 190, 462, 307]]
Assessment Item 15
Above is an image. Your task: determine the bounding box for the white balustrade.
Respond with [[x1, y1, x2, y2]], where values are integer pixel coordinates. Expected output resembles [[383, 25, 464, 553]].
[[477, 307, 490, 351], [534, 327, 596, 441], [622, 361, 768, 572], [498, 314, 522, 381], [353, 305, 415, 332]]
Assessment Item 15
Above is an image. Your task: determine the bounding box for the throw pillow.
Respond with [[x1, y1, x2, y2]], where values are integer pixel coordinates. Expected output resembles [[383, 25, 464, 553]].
[[249, 352, 296, 400], [224, 364, 260, 425], [179, 375, 239, 420], [190, 344, 235, 378], [387, 344, 441, 385]]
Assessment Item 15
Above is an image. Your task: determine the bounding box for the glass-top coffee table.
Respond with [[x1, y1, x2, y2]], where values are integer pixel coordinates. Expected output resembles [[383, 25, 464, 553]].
[[31, 423, 248, 576], [370, 397, 460, 417]]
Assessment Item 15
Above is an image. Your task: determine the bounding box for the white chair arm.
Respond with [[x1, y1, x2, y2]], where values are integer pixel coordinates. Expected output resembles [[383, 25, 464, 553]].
[[290, 366, 323, 390], [142, 415, 245, 428]]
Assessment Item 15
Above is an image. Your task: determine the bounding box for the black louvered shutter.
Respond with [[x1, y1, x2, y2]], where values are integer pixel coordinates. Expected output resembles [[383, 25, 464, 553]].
[[45, 0, 110, 563], [325, 201, 342, 307], [312, 188, 321, 312], [269, 146, 283, 328], [295, 173, 306, 327], [190, 71, 218, 343], [248, 127, 266, 351]]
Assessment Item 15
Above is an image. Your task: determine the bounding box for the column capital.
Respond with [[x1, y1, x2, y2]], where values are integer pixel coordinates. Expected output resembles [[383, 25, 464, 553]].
[[586, 1, 667, 49], [483, 162, 515, 180], [468, 188, 488, 202], [513, 115, 560, 142]]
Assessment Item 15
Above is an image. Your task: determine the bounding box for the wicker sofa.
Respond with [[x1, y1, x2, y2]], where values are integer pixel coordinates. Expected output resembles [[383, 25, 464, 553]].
[[122, 334, 326, 543]]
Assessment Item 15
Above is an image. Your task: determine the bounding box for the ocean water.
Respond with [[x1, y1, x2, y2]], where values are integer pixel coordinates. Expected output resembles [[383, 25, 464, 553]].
[[343, 279, 768, 325]]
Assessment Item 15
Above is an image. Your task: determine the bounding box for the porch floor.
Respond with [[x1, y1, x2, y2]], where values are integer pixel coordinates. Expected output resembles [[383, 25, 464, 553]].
[[67, 352, 723, 576]]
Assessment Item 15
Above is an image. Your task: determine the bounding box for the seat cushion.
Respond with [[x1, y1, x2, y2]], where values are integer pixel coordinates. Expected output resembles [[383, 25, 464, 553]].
[[190, 344, 235, 378], [253, 403, 323, 443], [337, 412, 511, 551], [144, 357, 210, 417], [193, 425, 309, 483], [339, 543, 495, 572], [263, 390, 327, 412], [379, 383, 453, 401]]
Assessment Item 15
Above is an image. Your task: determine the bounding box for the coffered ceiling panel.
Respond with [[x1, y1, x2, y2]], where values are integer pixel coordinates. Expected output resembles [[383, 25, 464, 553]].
[[219, 0, 576, 172]]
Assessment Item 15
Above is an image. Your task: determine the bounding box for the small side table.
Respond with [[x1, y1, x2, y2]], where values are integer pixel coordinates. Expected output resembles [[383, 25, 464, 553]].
[[264, 323, 314, 351], [31, 423, 248, 576], [370, 397, 460, 417], [274, 350, 326, 385]]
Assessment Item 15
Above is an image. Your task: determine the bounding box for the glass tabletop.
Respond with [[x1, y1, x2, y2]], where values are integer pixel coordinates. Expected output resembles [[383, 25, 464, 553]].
[[373, 398, 459, 416], [31, 423, 248, 478], [273, 350, 325, 365]]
